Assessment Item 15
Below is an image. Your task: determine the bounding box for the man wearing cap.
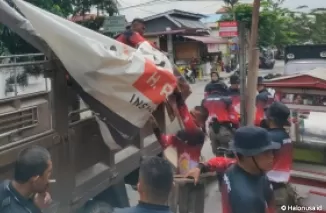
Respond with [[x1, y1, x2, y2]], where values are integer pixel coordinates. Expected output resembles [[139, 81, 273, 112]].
[[228, 74, 240, 95], [263, 102, 294, 212], [185, 126, 278, 213], [115, 18, 158, 49]]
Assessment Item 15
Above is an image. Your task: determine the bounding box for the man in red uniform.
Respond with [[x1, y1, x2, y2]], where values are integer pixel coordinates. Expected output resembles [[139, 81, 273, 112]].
[[185, 126, 278, 213], [263, 102, 294, 212], [151, 90, 209, 174], [116, 18, 157, 49]]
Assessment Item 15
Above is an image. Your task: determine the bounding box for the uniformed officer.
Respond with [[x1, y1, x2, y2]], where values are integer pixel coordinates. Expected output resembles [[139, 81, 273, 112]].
[[264, 102, 294, 212], [185, 126, 279, 213], [0, 146, 53, 213]]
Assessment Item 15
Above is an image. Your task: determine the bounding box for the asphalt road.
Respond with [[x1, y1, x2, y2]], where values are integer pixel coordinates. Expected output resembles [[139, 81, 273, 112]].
[[126, 60, 285, 212]]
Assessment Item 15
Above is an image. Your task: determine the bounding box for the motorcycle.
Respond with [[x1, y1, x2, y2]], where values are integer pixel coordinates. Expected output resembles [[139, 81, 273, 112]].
[[184, 67, 196, 84], [202, 93, 240, 156]]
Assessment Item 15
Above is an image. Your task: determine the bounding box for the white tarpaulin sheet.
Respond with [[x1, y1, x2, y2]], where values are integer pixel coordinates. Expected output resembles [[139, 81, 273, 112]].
[[12, 0, 177, 132]]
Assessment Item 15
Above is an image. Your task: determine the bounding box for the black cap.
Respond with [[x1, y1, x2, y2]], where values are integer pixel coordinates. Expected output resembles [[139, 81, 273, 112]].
[[231, 126, 280, 156], [266, 101, 291, 126], [257, 76, 264, 85], [230, 74, 240, 84]]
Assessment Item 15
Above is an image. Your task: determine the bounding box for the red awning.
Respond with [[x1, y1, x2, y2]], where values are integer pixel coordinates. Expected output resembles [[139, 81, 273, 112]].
[[183, 36, 228, 44], [263, 68, 326, 90]]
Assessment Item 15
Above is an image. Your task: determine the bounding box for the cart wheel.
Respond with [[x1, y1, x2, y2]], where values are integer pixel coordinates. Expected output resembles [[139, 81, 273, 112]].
[[81, 200, 114, 213]]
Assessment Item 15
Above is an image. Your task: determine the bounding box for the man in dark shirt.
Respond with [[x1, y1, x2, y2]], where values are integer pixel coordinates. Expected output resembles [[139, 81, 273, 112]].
[[0, 146, 53, 213], [185, 126, 279, 213], [228, 74, 240, 95], [115, 156, 173, 213]]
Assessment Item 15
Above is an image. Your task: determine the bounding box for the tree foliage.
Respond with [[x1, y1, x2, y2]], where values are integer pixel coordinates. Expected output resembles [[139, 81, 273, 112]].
[[219, 0, 326, 48], [0, 0, 117, 92], [0, 0, 118, 54]]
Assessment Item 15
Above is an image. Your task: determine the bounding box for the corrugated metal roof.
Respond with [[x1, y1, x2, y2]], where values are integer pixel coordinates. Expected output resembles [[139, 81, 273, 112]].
[[183, 35, 228, 44], [171, 16, 207, 29], [267, 68, 326, 82], [201, 14, 223, 23]]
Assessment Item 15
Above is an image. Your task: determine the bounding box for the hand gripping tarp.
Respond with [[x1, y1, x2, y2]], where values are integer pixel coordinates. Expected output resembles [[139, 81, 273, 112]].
[[1, 0, 177, 147]]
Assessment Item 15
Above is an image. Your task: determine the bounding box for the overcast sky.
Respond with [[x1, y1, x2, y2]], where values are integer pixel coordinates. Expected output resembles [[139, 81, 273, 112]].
[[114, 0, 326, 21]]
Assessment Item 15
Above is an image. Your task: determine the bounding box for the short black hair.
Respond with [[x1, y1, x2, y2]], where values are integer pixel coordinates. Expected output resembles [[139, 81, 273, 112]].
[[139, 156, 173, 202], [210, 71, 219, 78], [14, 146, 51, 183], [132, 18, 145, 25], [230, 74, 239, 84], [195, 105, 209, 123]]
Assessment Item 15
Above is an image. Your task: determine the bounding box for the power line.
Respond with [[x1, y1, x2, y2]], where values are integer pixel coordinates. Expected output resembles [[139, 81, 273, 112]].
[[119, 0, 171, 10], [118, 0, 231, 10]]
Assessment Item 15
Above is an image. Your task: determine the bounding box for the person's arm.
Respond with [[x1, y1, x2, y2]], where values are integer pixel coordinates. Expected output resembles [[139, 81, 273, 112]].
[[128, 32, 158, 49], [204, 84, 210, 98], [173, 91, 198, 131], [152, 126, 174, 149], [198, 157, 235, 173]]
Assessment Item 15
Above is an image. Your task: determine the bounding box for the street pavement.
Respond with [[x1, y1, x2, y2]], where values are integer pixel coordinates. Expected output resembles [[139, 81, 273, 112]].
[[203, 60, 285, 81], [126, 60, 285, 212]]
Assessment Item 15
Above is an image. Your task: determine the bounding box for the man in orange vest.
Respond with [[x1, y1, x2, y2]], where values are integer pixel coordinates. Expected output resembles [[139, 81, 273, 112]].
[[115, 18, 158, 49]]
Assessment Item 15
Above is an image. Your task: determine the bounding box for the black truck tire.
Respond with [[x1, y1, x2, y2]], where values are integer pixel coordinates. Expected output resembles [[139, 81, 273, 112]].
[[81, 201, 114, 213]]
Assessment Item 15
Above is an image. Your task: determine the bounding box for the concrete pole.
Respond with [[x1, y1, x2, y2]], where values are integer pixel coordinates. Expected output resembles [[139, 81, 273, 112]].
[[238, 22, 247, 126], [246, 0, 261, 125]]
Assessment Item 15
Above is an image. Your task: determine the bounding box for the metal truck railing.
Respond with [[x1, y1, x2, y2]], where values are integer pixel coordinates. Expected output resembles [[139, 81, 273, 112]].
[[0, 53, 166, 212]]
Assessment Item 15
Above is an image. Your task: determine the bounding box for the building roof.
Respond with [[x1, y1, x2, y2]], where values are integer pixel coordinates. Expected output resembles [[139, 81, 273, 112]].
[[216, 7, 228, 14], [201, 14, 223, 23], [69, 14, 98, 22], [183, 36, 228, 44], [142, 9, 206, 22], [140, 9, 208, 30], [264, 68, 326, 90]]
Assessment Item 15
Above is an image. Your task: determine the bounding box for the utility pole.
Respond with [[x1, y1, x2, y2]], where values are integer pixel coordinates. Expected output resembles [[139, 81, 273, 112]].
[[246, 0, 261, 125], [238, 22, 247, 126]]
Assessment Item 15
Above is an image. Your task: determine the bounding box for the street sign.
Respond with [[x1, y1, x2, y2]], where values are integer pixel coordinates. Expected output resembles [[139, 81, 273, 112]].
[[102, 15, 126, 33], [219, 21, 238, 37], [207, 43, 219, 53]]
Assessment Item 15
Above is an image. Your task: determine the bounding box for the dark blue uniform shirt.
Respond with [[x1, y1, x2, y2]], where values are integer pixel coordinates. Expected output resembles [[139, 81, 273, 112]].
[[267, 128, 289, 146], [205, 81, 229, 95], [0, 180, 41, 213], [221, 164, 273, 213], [227, 87, 240, 96], [114, 202, 172, 213], [257, 88, 272, 101]]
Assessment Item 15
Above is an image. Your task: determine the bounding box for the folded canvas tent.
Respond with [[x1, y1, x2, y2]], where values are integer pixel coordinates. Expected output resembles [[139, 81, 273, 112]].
[[0, 0, 179, 148]]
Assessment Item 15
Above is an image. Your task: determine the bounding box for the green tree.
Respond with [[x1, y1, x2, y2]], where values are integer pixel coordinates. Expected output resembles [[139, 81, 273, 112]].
[[222, 0, 239, 20], [219, 0, 298, 48], [308, 9, 326, 44], [72, 0, 118, 16], [1, 0, 72, 54]]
